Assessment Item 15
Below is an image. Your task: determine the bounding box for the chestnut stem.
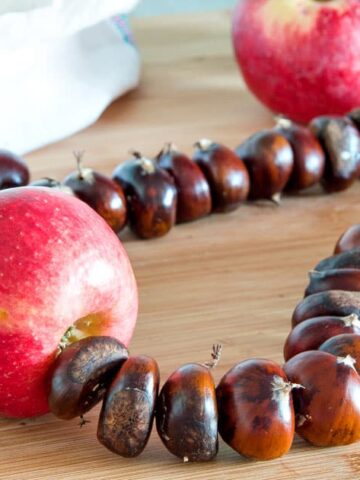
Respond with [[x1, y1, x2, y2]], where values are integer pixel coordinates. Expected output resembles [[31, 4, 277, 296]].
[[129, 149, 156, 174], [274, 115, 293, 130], [271, 193, 282, 206], [203, 343, 222, 369], [194, 139, 214, 151], [73, 150, 86, 180]]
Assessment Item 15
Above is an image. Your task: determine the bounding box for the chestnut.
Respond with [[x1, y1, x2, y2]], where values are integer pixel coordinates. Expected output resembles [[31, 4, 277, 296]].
[[292, 290, 360, 327], [63, 152, 127, 234], [235, 130, 293, 202], [156, 362, 218, 462], [284, 314, 360, 361], [192, 139, 249, 212], [347, 108, 360, 131], [30, 177, 74, 195], [0, 149, 30, 189], [334, 224, 360, 254], [49, 336, 128, 420], [320, 334, 360, 374], [97, 355, 159, 458], [216, 359, 297, 460], [275, 118, 325, 191], [155, 143, 212, 223], [309, 115, 360, 192], [305, 269, 360, 296], [112, 152, 177, 239], [314, 248, 360, 271], [284, 350, 360, 446]]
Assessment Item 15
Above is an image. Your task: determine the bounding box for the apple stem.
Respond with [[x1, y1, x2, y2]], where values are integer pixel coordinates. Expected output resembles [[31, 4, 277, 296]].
[[73, 150, 86, 180], [202, 343, 223, 369]]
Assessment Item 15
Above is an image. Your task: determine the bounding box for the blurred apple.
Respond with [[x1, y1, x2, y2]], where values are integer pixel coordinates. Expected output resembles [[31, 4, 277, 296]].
[[232, 0, 360, 122]]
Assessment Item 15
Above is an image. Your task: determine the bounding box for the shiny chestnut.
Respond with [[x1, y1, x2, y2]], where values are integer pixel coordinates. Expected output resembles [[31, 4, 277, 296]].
[[305, 269, 360, 296], [156, 362, 218, 462], [63, 153, 127, 233], [284, 314, 360, 361], [235, 130, 294, 202], [292, 290, 360, 327], [155, 143, 211, 222], [30, 177, 75, 195], [315, 248, 360, 271], [192, 139, 249, 212], [320, 334, 360, 374], [216, 359, 297, 460], [112, 152, 177, 239], [0, 149, 30, 189], [309, 115, 360, 192], [98, 355, 159, 457], [49, 336, 128, 420], [275, 119, 325, 191], [334, 224, 360, 254], [284, 350, 360, 446]]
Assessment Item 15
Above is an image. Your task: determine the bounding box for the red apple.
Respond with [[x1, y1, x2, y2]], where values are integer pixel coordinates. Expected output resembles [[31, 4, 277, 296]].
[[0, 187, 138, 418], [232, 0, 360, 123]]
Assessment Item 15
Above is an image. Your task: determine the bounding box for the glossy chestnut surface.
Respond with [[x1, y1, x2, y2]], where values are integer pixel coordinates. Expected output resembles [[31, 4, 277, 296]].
[[276, 121, 325, 191], [216, 359, 295, 460], [315, 249, 360, 271], [97, 355, 159, 458], [235, 130, 293, 201], [305, 269, 360, 296], [156, 143, 211, 222], [309, 115, 360, 192], [284, 350, 360, 446], [192, 139, 249, 212], [112, 154, 177, 239], [292, 290, 360, 327], [320, 334, 360, 374], [284, 314, 360, 361], [0, 149, 30, 189], [49, 336, 128, 420], [63, 167, 127, 234], [156, 362, 218, 462], [335, 224, 360, 254]]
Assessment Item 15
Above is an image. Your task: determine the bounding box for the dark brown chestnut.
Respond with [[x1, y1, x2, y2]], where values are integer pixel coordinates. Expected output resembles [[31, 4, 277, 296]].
[[112, 152, 177, 239], [334, 224, 360, 254], [275, 118, 325, 191], [315, 249, 360, 271], [192, 139, 249, 212], [235, 130, 294, 202], [284, 314, 360, 361], [0, 149, 30, 189], [155, 143, 212, 222], [97, 355, 159, 457], [292, 290, 360, 327], [49, 336, 128, 420], [320, 334, 360, 374], [347, 108, 360, 131], [284, 350, 360, 446], [216, 359, 297, 460], [63, 152, 127, 233], [309, 115, 360, 192], [305, 269, 360, 296], [156, 362, 218, 462]]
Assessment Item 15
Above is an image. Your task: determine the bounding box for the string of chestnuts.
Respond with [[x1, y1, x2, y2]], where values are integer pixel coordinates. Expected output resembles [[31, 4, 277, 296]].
[[48, 221, 360, 461], [1, 109, 360, 239]]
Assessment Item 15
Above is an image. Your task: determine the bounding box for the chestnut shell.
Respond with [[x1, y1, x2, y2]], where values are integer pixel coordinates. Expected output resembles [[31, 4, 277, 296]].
[[0, 149, 30, 189]]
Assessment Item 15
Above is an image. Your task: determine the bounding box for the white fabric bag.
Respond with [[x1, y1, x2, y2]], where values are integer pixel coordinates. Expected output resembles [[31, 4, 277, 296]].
[[0, 0, 141, 154]]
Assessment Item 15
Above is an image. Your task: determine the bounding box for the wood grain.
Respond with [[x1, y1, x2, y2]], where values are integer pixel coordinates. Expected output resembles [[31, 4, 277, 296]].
[[2, 11, 360, 480]]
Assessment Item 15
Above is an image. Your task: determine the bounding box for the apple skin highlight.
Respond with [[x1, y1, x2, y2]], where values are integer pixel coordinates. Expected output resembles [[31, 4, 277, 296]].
[[232, 0, 360, 122], [0, 187, 138, 418]]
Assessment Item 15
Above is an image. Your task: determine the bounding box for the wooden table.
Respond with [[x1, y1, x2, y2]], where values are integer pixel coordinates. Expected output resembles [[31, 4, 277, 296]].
[[2, 11, 360, 480]]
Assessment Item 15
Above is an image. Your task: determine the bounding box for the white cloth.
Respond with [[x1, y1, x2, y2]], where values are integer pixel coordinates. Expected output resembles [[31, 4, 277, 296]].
[[0, 0, 141, 154]]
